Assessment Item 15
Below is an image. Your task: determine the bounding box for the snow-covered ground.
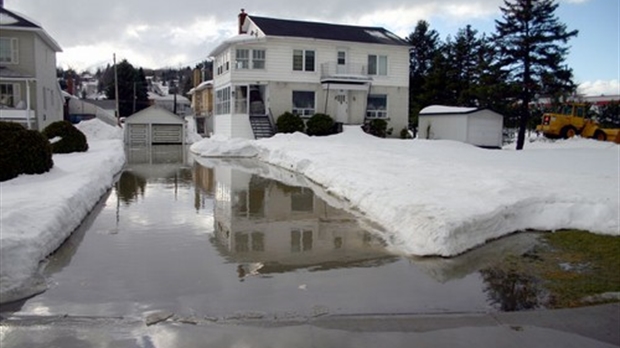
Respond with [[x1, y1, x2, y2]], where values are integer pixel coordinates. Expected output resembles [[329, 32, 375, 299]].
[[191, 127, 619, 257], [0, 119, 125, 304]]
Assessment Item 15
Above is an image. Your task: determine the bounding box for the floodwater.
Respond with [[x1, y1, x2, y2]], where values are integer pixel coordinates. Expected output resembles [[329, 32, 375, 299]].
[[1, 145, 546, 321]]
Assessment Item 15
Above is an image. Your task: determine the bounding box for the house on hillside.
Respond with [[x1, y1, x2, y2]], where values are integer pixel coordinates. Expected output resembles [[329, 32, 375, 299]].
[[148, 92, 191, 116], [0, 5, 64, 130], [209, 10, 410, 139], [187, 71, 213, 136], [418, 105, 504, 148]]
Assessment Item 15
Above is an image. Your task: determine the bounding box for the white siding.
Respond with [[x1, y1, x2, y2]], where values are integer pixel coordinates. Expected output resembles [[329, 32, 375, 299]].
[[33, 34, 63, 129], [418, 115, 468, 142], [467, 111, 503, 148]]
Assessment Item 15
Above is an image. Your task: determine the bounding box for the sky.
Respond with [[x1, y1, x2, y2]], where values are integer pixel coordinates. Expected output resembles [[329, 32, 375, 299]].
[[3, 0, 619, 95], [1, 118, 617, 304]]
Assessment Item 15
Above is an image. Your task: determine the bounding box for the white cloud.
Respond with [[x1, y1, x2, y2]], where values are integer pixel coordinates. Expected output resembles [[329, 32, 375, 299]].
[[578, 80, 620, 96]]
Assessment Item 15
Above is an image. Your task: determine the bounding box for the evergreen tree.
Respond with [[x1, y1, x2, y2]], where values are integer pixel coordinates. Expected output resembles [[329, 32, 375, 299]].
[[104, 60, 148, 117], [135, 68, 149, 113], [494, 0, 578, 150], [406, 20, 441, 126]]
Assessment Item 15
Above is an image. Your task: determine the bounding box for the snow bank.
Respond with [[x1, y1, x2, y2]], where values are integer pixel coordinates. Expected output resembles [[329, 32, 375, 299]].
[[190, 126, 619, 256], [0, 119, 126, 304]]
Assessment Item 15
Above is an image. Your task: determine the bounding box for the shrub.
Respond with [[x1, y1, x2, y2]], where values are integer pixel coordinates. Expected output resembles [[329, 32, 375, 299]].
[[306, 113, 335, 136], [363, 119, 393, 138], [0, 121, 53, 181], [42, 121, 88, 153], [276, 112, 305, 134], [400, 127, 413, 139], [20, 130, 53, 175]]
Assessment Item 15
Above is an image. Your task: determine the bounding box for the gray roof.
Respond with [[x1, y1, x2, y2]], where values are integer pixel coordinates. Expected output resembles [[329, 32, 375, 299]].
[[0, 66, 34, 79], [249, 16, 409, 46]]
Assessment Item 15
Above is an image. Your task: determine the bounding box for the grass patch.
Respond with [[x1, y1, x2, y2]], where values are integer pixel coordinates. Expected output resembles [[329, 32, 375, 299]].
[[541, 230, 620, 308], [480, 230, 620, 310]]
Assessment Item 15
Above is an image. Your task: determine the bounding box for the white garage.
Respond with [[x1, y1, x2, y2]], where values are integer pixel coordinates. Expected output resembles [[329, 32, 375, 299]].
[[124, 105, 186, 145], [418, 105, 504, 148]]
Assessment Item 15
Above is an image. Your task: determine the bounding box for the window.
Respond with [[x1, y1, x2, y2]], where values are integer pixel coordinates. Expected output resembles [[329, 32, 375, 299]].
[[235, 49, 249, 69], [366, 94, 387, 118], [368, 55, 388, 76], [337, 51, 346, 65], [0, 83, 21, 108], [252, 49, 265, 69], [0, 38, 18, 64], [235, 49, 265, 70], [291, 229, 313, 252], [215, 86, 231, 115], [292, 91, 315, 116], [293, 49, 315, 72], [291, 187, 313, 212]]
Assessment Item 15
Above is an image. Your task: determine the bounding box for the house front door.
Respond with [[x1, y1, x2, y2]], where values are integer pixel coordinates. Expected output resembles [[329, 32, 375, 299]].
[[334, 90, 348, 123]]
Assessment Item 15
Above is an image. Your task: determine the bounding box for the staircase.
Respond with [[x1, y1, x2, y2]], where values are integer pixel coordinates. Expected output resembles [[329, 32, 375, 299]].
[[249, 115, 275, 139]]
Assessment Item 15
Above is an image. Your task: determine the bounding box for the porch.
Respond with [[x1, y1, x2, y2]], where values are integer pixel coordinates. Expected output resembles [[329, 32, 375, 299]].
[[0, 108, 37, 129]]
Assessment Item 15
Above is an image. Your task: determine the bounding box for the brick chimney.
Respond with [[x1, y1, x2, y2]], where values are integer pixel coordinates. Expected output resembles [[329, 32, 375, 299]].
[[238, 9, 248, 34]]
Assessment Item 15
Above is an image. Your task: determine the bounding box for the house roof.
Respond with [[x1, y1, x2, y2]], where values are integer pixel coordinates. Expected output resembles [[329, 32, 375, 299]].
[[0, 7, 62, 52], [0, 66, 34, 80], [248, 16, 409, 46]]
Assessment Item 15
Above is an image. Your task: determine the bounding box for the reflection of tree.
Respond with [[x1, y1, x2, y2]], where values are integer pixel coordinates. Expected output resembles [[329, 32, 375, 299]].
[[480, 267, 546, 311], [116, 171, 146, 205]]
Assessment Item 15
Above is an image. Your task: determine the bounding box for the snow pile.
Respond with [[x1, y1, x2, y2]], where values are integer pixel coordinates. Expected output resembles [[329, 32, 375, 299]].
[[184, 115, 205, 144], [191, 126, 619, 256], [75, 118, 123, 141], [0, 119, 126, 304]]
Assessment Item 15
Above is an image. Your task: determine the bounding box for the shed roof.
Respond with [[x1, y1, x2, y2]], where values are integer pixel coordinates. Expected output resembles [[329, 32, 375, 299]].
[[248, 15, 409, 46], [125, 105, 185, 124], [419, 105, 479, 115]]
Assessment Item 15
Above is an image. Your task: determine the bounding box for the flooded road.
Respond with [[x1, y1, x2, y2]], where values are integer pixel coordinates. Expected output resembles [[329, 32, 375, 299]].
[[1, 145, 545, 321]]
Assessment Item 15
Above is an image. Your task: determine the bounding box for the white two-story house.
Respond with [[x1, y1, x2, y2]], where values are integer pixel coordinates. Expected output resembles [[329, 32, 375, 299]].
[[0, 5, 64, 130], [209, 10, 410, 139]]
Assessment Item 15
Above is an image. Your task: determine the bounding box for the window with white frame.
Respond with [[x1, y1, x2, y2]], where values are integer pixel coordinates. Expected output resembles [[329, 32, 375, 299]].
[[235, 49, 265, 70], [235, 49, 249, 69], [292, 91, 315, 116], [0, 38, 18, 64], [293, 49, 315, 72], [368, 55, 388, 76], [252, 49, 265, 69], [366, 94, 388, 118], [0, 83, 21, 108], [215, 86, 231, 115]]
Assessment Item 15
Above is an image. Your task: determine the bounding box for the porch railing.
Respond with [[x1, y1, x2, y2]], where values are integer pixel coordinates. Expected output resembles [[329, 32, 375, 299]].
[[0, 108, 36, 129]]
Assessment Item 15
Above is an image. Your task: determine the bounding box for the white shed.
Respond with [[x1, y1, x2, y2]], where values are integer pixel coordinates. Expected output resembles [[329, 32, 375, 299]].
[[418, 105, 504, 148], [124, 105, 185, 145]]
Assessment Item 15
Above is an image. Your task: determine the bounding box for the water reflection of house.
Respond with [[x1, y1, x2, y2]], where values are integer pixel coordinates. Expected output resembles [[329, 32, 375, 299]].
[[210, 167, 391, 272]]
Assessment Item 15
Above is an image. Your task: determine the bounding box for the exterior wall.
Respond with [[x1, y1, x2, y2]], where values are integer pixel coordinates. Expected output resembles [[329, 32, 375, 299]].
[[418, 115, 468, 142], [33, 34, 63, 129], [0, 29, 62, 130]]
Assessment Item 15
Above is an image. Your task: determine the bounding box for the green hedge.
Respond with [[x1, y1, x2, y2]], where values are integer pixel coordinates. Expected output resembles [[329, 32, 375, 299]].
[[42, 121, 88, 153], [306, 113, 335, 136], [0, 121, 54, 181], [276, 112, 305, 133]]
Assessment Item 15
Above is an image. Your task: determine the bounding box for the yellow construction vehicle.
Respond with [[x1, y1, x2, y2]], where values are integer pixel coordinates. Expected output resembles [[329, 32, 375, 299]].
[[536, 103, 620, 141]]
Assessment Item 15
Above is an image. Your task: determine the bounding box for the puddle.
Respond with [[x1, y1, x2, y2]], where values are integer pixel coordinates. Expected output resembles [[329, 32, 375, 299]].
[[1, 145, 552, 320]]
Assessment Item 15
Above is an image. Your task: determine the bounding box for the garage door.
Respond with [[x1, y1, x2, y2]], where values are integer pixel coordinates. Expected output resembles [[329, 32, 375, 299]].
[[152, 124, 183, 144], [128, 124, 149, 145]]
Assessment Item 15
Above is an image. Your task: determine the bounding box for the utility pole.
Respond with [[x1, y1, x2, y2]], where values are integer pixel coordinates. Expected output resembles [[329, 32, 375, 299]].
[[113, 53, 120, 125]]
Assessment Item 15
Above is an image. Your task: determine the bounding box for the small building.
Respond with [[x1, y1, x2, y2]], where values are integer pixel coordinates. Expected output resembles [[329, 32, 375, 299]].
[[124, 105, 185, 145], [418, 105, 503, 148]]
